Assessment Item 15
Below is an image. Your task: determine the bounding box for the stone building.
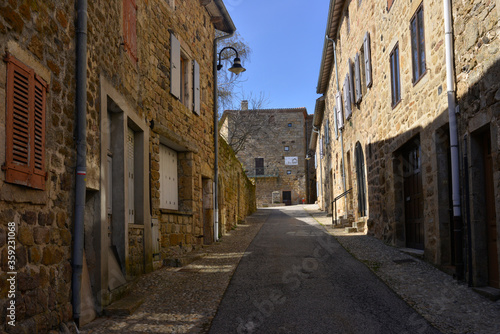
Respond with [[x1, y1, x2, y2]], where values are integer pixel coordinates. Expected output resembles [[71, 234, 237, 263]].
[[221, 104, 314, 207], [312, 0, 500, 291], [1, 0, 256, 332]]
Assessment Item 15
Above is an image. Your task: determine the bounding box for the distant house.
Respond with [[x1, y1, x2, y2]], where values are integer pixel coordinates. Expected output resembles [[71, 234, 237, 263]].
[[312, 0, 500, 291], [221, 103, 315, 207]]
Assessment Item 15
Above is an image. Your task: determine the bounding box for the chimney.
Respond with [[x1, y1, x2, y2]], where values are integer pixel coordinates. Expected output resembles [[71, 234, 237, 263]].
[[241, 100, 249, 110]]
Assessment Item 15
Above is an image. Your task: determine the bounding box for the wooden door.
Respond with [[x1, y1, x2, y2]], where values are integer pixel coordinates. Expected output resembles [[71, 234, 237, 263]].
[[403, 142, 424, 250], [127, 128, 135, 225], [483, 133, 499, 288]]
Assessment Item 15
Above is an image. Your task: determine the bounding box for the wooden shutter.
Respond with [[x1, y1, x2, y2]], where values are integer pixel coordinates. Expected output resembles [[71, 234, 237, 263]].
[[170, 33, 181, 99], [336, 92, 344, 130], [387, 0, 394, 11], [123, 0, 138, 62], [4, 54, 47, 190], [348, 59, 355, 105], [160, 144, 178, 210], [193, 60, 200, 115], [354, 53, 362, 103], [364, 32, 372, 88], [343, 75, 352, 120]]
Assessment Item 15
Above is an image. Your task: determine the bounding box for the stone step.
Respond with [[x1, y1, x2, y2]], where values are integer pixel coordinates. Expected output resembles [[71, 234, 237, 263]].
[[345, 227, 358, 233], [104, 294, 145, 316]]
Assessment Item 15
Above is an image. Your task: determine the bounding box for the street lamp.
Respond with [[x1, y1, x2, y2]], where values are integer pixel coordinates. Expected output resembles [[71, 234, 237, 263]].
[[217, 46, 246, 74], [213, 43, 246, 243]]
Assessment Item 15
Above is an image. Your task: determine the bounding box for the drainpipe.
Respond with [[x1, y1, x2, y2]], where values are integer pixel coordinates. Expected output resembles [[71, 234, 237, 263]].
[[327, 35, 347, 216], [213, 31, 234, 242], [72, 0, 88, 327], [443, 0, 464, 280]]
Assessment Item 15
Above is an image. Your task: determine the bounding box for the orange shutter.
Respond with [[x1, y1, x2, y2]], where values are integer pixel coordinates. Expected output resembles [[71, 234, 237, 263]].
[[123, 0, 138, 62], [387, 0, 394, 10], [4, 54, 47, 190]]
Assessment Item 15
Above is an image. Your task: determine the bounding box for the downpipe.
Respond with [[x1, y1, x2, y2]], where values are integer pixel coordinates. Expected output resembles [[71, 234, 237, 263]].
[[443, 0, 464, 280], [72, 0, 88, 327]]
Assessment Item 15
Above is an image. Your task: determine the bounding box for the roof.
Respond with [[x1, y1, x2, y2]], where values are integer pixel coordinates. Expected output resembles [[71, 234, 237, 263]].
[[223, 107, 309, 119], [316, 0, 346, 94], [204, 0, 236, 34], [308, 96, 325, 151]]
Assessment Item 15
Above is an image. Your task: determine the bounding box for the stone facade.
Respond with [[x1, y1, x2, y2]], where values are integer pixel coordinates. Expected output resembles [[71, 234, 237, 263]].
[[222, 108, 312, 207], [0, 0, 254, 332], [218, 135, 256, 234], [313, 0, 500, 289], [0, 2, 76, 332]]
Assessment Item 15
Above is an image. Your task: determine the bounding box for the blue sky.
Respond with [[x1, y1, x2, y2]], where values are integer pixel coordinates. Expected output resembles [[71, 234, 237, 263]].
[[225, 1, 329, 115]]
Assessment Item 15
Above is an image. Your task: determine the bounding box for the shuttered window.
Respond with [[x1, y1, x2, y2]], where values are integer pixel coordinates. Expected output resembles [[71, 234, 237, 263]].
[[390, 43, 401, 107], [4, 54, 47, 190], [348, 59, 355, 105], [123, 0, 138, 62], [193, 60, 200, 115], [343, 74, 352, 120], [354, 53, 362, 103], [170, 33, 181, 99], [336, 92, 344, 130], [364, 32, 372, 88], [159, 144, 178, 210]]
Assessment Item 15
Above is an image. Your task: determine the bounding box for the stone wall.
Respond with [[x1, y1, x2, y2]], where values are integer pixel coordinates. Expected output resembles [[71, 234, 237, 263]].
[[218, 136, 256, 234], [0, 2, 76, 332]]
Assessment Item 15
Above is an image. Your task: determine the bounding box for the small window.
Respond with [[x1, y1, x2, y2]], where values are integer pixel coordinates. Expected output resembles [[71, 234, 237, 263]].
[[411, 4, 426, 83], [390, 43, 401, 107], [4, 54, 47, 190], [287, 170, 292, 175], [288, 123, 292, 127], [284, 146, 289, 151], [255, 158, 264, 175], [123, 0, 138, 62]]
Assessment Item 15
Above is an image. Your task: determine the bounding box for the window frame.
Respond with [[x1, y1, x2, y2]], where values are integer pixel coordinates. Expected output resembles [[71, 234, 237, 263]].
[[410, 3, 426, 84], [3, 54, 47, 190], [390, 43, 401, 108]]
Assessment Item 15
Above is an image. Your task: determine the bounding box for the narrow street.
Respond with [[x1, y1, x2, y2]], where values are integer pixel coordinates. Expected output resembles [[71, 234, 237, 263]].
[[209, 206, 441, 334]]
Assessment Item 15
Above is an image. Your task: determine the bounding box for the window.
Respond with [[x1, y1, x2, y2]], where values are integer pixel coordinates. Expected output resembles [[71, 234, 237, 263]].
[[284, 146, 289, 151], [160, 144, 178, 210], [411, 4, 426, 83], [170, 33, 200, 115], [123, 0, 138, 62], [390, 43, 401, 107], [343, 73, 352, 119], [287, 170, 291, 175], [325, 120, 330, 144], [354, 53, 362, 103], [288, 123, 292, 127], [336, 93, 344, 131], [255, 158, 264, 175], [3, 54, 47, 190]]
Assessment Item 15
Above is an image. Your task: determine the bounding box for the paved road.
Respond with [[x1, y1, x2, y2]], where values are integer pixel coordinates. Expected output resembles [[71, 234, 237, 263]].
[[209, 206, 441, 334]]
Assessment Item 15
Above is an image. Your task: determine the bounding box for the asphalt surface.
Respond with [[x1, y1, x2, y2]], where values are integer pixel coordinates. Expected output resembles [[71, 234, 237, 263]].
[[209, 206, 442, 334]]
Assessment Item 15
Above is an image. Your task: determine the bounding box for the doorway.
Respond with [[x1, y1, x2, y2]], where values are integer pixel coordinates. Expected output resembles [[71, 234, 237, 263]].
[[403, 138, 424, 250], [283, 191, 292, 206], [355, 142, 367, 217]]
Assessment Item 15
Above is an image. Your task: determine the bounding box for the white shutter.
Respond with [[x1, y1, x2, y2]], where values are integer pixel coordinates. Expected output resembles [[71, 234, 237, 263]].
[[343, 75, 352, 120], [151, 218, 160, 255], [364, 31, 372, 88], [348, 59, 355, 105], [127, 128, 135, 225], [193, 60, 200, 115], [354, 53, 362, 103], [336, 92, 344, 130], [170, 33, 181, 99]]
